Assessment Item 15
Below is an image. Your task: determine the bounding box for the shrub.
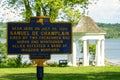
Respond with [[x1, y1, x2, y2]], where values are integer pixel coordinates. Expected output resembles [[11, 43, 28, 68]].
[[46, 62, 58, 67]]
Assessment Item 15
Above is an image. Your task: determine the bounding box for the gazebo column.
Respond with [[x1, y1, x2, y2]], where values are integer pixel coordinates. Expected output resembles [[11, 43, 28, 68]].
[[101, 39, 105, 66], [96, 40, 101, 66], [67, 54, 72, 66], [83, 40, 89, 66], [72, 41, 77, 66], [87, 41, 89, 66]]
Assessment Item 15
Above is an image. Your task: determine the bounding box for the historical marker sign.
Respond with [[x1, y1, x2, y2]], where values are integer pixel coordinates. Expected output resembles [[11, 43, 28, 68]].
[[7, 17, 72, 59]]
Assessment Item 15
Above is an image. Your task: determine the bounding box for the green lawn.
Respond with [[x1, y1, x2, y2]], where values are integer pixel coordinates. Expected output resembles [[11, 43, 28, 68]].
[[0, 66, 120, 80]]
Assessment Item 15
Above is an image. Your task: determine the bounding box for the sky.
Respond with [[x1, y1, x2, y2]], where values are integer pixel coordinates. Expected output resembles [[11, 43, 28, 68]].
[[88, 0, 120, 23], [0, 0, 120, 23], [0, 0, 23, 22], [0, 7, 23, 22]]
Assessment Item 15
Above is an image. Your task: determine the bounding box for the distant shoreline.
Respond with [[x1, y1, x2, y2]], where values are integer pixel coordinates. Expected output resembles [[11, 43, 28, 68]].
[[107, 60, 120, 66]]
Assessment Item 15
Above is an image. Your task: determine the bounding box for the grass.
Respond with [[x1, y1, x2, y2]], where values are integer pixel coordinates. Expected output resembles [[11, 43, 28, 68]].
[[0, 66, 120, 80]]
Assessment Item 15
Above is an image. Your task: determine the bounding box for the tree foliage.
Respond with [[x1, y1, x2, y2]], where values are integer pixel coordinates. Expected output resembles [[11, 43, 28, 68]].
[[0, 42, 7, 67], [2, 0, 95, 24], [0, 28, 6, 38], [89, 44, 96, 56], [15, 55, 23, 68], [97, 23, 120, 39]]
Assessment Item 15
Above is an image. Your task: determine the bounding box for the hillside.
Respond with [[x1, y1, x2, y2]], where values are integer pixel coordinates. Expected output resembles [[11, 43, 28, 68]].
[[97, 23, 120, 38]]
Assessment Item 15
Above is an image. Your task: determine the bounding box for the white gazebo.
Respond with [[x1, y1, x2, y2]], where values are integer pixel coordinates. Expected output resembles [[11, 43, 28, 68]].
[[68, 16, 106, 66]]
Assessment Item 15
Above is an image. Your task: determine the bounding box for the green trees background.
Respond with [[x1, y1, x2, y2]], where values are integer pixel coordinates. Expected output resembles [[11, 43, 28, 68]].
[[97, 23, 120, 38]]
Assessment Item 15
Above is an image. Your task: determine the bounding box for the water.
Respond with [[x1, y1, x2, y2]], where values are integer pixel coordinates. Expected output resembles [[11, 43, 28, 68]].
[[45, 39, 120, 64], [50, 39, 120, 64], [0, 39, 120, 64], [105, 39, 120, 64]]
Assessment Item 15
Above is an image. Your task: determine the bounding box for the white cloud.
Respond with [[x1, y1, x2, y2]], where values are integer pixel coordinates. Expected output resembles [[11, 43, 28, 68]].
[[88, 0, 120, 23]]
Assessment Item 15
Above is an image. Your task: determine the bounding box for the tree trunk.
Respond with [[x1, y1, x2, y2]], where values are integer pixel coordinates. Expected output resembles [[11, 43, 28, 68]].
[[42, 7, 46, 16], [23, 0, 32, 21], [36, 0, 41, 16]]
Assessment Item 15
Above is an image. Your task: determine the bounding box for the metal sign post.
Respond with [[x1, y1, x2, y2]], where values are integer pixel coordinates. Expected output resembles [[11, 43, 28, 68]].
[[34, 59, 45, 80]]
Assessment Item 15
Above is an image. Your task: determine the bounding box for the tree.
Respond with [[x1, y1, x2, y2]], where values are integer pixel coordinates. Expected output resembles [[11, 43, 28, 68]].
[[0, 42, 7, 67], [15, 55, 22, 67], [89, 44, 96, 56], [0, 30, 1, 38], [2, 0, 97, 24]]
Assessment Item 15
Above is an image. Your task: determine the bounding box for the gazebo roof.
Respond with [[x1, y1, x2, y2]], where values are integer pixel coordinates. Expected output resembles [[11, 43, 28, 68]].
[[73, 16, 106, 33]]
